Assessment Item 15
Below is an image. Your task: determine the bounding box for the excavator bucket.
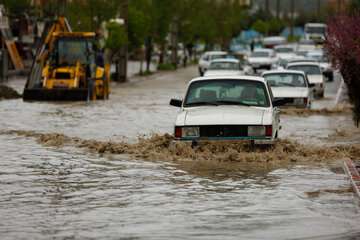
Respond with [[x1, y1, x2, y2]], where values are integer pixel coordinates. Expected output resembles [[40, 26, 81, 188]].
[[23, 88, 89, 101]]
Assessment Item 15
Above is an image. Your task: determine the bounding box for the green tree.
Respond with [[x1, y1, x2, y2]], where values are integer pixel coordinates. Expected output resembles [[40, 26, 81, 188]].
[[252, 20, 269, 35], [66, 0, 119, 32], [1, 0, 31, 16], [105, 21, 128, 81]]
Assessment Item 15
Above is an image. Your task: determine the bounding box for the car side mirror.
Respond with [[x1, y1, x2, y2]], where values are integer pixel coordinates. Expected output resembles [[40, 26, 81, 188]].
[[170, 98, 182, 107], [272, 98, 291, 107], [309, 83, 315, 87]]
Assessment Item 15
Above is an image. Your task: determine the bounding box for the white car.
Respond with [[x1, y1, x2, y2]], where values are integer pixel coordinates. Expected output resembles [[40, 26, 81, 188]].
[[204, 58, 245, 77], [198, 51, 227, 76], [262, 70, 312, 108], [248, 49, 277, 72], [169, 76, 288, 144], [274, 45, 297, 67], [296, 40, 317, 57], [286, 62, 325, 98], [306, 50, 334, 81]]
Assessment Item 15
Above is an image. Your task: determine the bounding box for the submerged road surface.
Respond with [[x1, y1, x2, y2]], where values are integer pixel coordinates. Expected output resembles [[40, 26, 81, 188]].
[[0, 67, 360, 239]]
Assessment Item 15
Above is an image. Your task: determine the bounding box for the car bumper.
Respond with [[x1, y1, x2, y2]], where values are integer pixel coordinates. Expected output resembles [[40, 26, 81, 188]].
[[174, 136, 275, 144]]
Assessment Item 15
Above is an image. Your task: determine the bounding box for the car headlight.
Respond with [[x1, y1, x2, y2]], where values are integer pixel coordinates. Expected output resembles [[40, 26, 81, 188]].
[[182, 127, 200, 138], [248, 126, 265, 137]]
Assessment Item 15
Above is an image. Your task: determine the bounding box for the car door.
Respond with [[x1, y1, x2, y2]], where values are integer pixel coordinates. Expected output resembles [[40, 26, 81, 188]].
[[267, 82, 280, 136]]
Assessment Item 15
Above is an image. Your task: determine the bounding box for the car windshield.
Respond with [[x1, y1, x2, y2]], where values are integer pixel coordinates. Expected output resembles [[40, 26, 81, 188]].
[[307, 53, 328, 62], [209, 62, 239, 71], [210, 54, 227, 60], [287, 65, 321, 75], [275, 48, 293, 53], [306, 26, 326, 34], [184, 80, 270, 107], [251, 51, 269, 57], [264, 73, 307, 87]]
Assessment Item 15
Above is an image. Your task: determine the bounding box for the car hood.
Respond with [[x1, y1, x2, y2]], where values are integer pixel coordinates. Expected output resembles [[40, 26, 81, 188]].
[[307, 74, 324, 84], [271, 87, 309, 98], [277, 53, 296, 60], [177, 106, 269, 126], [204, 70, 244, 77]]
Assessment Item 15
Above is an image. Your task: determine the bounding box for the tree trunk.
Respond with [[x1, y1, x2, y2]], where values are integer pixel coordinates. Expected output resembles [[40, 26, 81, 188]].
[[145, 37, 152, 72], [159, 42, 165, 64], [139, 46, 144, 75], [170, 20, 178, 69], [276, 0, 280, 19]]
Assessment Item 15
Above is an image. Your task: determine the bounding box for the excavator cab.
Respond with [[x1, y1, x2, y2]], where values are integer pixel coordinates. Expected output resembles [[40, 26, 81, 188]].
[[23, 17, 110, 101]]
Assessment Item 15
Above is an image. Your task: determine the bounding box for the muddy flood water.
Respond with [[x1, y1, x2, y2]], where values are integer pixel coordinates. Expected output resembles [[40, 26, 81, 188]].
[[1, 67, 360, 239]]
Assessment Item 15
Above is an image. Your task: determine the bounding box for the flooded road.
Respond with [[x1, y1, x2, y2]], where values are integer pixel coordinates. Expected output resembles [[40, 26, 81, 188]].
[[1, 67, 360, 239]]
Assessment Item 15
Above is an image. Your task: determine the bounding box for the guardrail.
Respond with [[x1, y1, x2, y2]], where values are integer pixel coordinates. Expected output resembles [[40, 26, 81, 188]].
[[343, 159, 360, 198]]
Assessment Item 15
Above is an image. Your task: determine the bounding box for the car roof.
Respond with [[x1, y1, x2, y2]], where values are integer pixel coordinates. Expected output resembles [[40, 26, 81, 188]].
[[263, 36, 286, 40], [274, 44, 295, 49], [262, 70, 306, 76], [204, 51, 227, 55], [306, 51, 323, 56], [189, 76, 265, 84], [210, 58, 239, 63], [287, 61, 320, 67], [254, 48, 273, 53], [288, 59, 317, 63]]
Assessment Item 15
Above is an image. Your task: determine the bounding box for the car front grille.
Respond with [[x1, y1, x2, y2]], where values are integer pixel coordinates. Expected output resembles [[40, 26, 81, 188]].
[[200, 125, 248, 138]]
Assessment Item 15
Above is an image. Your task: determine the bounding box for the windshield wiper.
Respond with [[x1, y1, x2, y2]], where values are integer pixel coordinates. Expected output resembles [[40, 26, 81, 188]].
[[215, 100, 252, 106], [185, 101, 219, 106]]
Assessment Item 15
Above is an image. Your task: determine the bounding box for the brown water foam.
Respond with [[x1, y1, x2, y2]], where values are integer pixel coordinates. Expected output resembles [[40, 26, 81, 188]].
[[281, 104, 352, 116], [3, 130, 360, 169]]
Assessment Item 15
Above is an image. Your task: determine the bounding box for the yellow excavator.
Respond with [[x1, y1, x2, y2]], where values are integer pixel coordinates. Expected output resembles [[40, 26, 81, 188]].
[[23, 17, 110, 101]]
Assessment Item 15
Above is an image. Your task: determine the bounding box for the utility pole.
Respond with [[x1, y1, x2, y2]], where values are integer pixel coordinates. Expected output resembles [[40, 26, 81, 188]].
[[276, 0, 281, 19], [290, 0, 295, 38], [265, 0, 270, 17], [170, 17, 179, 69], [117, 0, 128, 82]]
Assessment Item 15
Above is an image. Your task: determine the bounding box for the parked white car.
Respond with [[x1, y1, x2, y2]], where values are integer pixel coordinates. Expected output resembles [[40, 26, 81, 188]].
[[262, 70, 312, 108], [198, 51, 227, 76], [169, 76, 288, 144], [286, 62, 325, 98], [248, 49, 277, 72], [204, 58, 245, 77]]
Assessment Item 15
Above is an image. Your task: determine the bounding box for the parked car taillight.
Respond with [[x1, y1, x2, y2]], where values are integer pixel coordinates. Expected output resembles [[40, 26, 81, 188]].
[[303, 98, 308, 106], [265, 125, 273, 137], [175, 127, 182, 138]]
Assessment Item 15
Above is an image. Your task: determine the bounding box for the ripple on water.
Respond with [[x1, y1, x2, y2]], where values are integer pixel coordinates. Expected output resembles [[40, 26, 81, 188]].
[[0, 135, 360, 239]]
